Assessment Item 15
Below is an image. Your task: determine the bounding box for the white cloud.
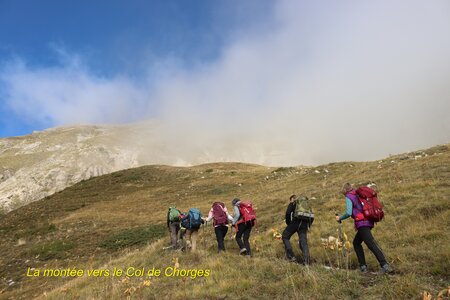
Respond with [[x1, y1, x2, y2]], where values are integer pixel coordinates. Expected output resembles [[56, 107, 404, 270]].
[[0, 57, 149, 125], [1, 0, 450, 165]]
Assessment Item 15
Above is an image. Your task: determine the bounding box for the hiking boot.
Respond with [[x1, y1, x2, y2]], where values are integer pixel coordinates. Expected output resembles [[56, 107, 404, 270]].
[[380, 264, 393, 275], [239, 248, 247, 255], [287, 256, 297, 263], [360, 265, 368, 273]]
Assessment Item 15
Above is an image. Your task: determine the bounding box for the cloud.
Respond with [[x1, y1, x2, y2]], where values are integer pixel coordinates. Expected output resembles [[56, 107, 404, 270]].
[[0, 52, 150, 126], [1, 0, 450, 165]]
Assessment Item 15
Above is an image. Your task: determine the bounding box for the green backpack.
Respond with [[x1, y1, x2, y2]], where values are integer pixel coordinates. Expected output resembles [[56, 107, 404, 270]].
[[293, 196, 314, 226], [168, 207, 181, 222]]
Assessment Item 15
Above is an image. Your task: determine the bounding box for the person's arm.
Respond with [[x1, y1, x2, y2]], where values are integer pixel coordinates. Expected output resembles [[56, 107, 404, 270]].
[[231, 205, 240, 225], [206, 208, 214, 223], [223, 206, 234, 222], [285, 203, 294, 225], [339, 198, 353, 221], [179, 215, 185, 229], [167, 209, 170, 228]]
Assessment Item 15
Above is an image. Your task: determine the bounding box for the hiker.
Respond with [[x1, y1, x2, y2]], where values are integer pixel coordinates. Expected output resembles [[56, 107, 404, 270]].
[[336, 183, 393, 274], [282, 194, 312, 265], [167, 207, 183, 249], [231, 198, 256, 256], [180, 208, 204, 252], [205, 202, 233, 252]]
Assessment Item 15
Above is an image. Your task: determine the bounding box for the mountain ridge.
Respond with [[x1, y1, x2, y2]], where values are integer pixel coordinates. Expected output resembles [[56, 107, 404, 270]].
[[2, 122, 448, 213]]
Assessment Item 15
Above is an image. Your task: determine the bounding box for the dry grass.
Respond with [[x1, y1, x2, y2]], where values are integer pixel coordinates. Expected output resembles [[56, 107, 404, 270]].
[[0, 144, 449, 299]]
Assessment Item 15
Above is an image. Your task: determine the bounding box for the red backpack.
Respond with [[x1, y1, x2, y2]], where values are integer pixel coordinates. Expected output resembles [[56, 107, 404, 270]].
[[212, 202, 228, 226], [239, 201, 256, 223], [356, 186, 385, 222]]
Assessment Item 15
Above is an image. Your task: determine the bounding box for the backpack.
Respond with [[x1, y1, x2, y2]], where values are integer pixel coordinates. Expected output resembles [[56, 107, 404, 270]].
[[212, 202, 228, 225], [356, 186, 384, 222], [293, 196, 314, 226], [187, 208, 202, 229], [181, 214, 190, 229], [238, 201, 256, 223], [168, 207, 181, 222]]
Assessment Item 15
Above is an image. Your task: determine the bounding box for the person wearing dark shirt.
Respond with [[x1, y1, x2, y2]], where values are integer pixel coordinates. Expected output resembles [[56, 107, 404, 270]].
[[282, 194, 310, 264]]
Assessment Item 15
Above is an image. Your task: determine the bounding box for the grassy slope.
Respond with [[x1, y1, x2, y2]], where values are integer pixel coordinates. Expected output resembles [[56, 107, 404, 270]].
[[0, 145, 449, 299]]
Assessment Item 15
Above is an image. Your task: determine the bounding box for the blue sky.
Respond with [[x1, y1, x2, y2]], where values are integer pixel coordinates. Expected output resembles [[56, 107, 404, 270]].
[[0, 0, 449, 164], [0, 0, 272, 71], [0, 0, 273, 137]]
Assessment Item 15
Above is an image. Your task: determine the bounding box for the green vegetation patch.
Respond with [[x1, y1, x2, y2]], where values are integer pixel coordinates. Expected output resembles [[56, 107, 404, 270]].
[[64, 203, 86, 212], [210, 184, 237, 195], [19, 222, 57, 238], [124, 174, 143, 182], [210, 187, 227, 195], [26, 240, 75, 260], [273, 167, 295, 173], [99, 224, 166, 250]]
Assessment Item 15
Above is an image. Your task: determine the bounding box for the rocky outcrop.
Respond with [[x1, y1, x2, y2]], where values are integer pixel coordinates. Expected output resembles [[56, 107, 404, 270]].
[[0, 125, 142, 212]]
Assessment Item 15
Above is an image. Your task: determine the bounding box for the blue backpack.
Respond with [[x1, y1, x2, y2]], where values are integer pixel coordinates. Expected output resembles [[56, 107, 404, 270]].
[[182, 208, 202, 229]]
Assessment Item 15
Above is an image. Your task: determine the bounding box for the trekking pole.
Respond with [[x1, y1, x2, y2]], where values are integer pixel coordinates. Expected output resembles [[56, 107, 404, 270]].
[[229, 223, 234, 240], [335, 213, 347, 269], [202, 220, 207, 248]]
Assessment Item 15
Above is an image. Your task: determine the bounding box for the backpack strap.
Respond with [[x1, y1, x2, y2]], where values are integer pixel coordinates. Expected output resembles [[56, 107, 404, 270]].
[[217, 202, 226, 212]]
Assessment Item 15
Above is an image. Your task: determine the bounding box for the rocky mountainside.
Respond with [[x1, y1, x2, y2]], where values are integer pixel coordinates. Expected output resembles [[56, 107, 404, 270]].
[[0, 124, 149, 212], [2, 121, 447, 213], [0, 121, 310, 212]]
